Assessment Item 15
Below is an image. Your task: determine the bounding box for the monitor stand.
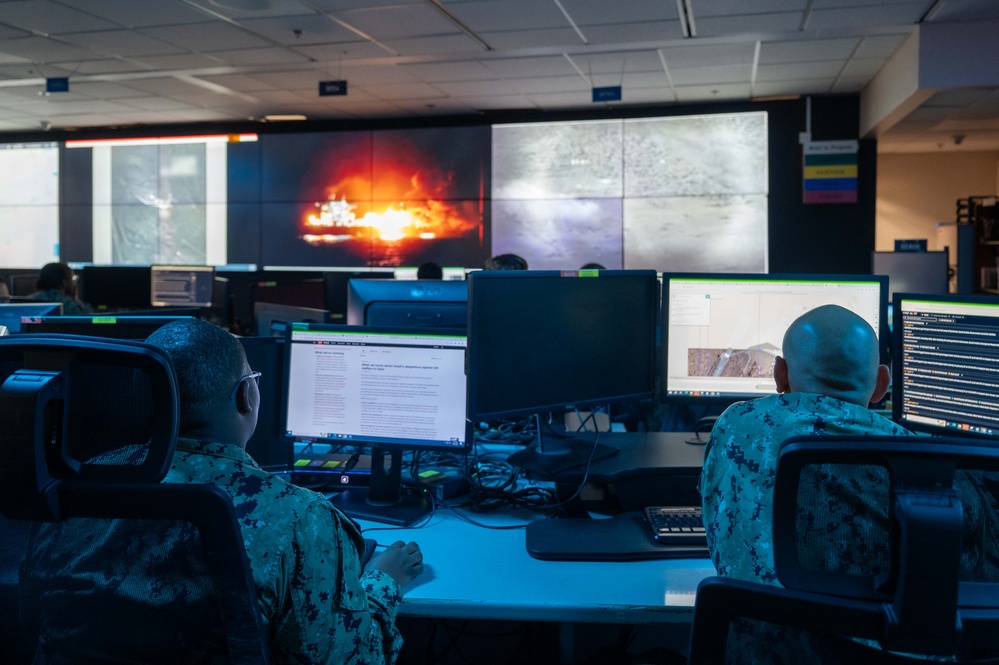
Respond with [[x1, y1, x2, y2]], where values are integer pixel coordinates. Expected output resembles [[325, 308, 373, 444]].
[[507, 414, 618, 476], [328, 448, 430, 526]]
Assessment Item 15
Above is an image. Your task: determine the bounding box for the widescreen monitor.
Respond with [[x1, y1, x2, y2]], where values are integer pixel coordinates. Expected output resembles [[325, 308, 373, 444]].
[[0, 302, 63, 333], [80, 265, 152, 311], [466, 270, 659, 472], [20, 315, 193, 339], [892, 293, 999, 440], [253, 302, 330, 337], [661, 273, 889, 403], [871, 250, 950, 302], [346, 279, 468, 328], [150, 265, 215, 307], [283, 323, 468, 524], [323, 270, 393, 323]]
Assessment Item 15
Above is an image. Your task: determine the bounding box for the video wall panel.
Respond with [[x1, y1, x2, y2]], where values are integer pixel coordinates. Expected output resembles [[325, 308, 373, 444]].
[[11, 110, 768, 273], [0, 142, 60, 269]]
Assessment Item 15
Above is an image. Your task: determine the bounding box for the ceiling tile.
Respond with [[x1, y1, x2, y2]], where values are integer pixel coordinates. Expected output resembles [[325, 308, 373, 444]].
[[477, 28, 584, 50], [335, 4, 462, 41], [758, 38, 860, 64], [560, 0, 677, 24], [55, 0, 216, 28], [482, 56, 578, 79], [0, 0, 118, 34], [127, 53, 229, 70], [0, 36, 98, 63], [669, 64, 753, 86], [583, 21, 682, 44], [381, 33, 488, 56], [695, 12, 803, 37], [62, 30, 185, 57], [235, 15, 359, 45], [441, 0, 569, 32], [429, 78, 520, 97], [659, 43, 756, 69], [840, 57, 885, 78], [752, 79, 832, 96], [398, 60, 498, 82], [853, 33, 909, 58], [364, 81, 448, 100], [209, 48, 313, 66], [674, 82, 753, 102], [140, 22, 274, 52], [507, 76, 588, 95], [805, 4, 927, 30], [755, 60, 844, 82], [693, 0, 809, 17]]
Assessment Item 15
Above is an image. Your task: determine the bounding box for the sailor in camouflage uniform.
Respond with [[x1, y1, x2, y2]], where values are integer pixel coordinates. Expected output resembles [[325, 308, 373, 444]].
[[21, 318, 423, 664], [699, 304, 999, 663]]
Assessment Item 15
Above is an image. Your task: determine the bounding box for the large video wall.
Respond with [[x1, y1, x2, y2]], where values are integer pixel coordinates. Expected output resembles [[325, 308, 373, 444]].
[[2, 109, 769, 272]]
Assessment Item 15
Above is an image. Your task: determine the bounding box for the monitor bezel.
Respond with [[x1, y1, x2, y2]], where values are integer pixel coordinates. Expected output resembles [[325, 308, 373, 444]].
[[19, 315, 194, 339], [281, 322, 471, 454], [465, 269, 660, 422], [346, 278, 469, 328], [1, 302, 64, 333], [660, 272, 890, 404], [871, 250, 950, 303], [891, 291, 999, 440]]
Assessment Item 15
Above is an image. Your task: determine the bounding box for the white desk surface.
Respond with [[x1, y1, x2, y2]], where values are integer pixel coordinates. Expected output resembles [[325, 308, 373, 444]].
[[356, 506, 716, 625]]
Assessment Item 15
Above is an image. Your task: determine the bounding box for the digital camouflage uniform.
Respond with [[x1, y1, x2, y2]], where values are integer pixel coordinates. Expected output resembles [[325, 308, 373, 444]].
[[699, 392, 999, 663], [700, 392, 912, 584], [21, 438, 404, 665]]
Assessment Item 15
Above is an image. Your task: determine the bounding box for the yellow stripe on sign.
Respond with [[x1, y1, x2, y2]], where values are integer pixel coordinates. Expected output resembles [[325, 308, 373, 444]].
[[804, 165, 857, 179]]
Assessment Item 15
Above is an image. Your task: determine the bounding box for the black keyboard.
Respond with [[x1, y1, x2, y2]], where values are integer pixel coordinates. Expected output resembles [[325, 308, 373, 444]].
[[644, 506, 706, 545]]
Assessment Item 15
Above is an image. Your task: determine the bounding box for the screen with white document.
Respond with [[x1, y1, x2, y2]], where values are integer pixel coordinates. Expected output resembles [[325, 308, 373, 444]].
[[283, 323, 468, 452]]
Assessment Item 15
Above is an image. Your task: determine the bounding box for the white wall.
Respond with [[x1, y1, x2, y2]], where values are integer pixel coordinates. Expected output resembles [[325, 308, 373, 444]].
[[876, 151, 999, 252]]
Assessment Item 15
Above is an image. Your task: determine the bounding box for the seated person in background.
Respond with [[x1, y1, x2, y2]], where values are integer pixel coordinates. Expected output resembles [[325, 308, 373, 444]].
[[700, 304, 999, 662], [484, 253, 528, 270], [27, 262, 93, 315], [416, 261, 443, 279], [700, 304, 906, 584], [580, 262, 606, 270], [21, 318, 424, 664]]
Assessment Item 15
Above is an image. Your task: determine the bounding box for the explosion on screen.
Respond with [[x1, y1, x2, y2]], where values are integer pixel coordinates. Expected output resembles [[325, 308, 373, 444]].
[[300, 162, 480, 250]]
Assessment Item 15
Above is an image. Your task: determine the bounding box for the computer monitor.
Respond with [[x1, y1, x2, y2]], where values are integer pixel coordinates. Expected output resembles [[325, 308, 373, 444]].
[[253, 302, 330, 337], [20, 315, 193, 339], [150, 265, 215, 307], [466, 270, 659, 473], [10, 274, 38, 296], [0, 302, 63, 333], [872, 250, 950, 302], [282, 323, 469, 525], [80, 265, 152, 311], [661, 273, 889, 404], [347, 279, 468, 328], [323, 270, 394, 323], [892, 293, 999, 439]]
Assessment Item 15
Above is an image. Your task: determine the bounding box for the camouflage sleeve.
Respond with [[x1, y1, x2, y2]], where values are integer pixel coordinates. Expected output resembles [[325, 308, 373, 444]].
[[699, 399, 780, 584], [272, 501, 403, 665]]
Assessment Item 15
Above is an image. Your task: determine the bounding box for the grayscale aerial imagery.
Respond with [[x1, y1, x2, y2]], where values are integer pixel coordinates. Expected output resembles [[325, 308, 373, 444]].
[[491, 198, 624, 270], [623, 195, 767, 272], [491, 113, 768, 272]]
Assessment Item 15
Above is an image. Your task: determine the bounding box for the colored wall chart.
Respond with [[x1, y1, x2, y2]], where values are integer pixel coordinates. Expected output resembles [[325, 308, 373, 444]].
[[803, 140, 858, 204]]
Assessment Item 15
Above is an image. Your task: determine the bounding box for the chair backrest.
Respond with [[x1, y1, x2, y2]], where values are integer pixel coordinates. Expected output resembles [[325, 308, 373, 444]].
[[0, 334, 270, 665], [689, 434, 999, 663]]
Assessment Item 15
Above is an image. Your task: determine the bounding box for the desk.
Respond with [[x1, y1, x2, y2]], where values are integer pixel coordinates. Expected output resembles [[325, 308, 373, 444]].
[[357, 506, 715, 625]]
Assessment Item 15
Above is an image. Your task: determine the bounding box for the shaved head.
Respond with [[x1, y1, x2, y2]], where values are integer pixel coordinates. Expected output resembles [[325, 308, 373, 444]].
[[776, 304, 888, 407]]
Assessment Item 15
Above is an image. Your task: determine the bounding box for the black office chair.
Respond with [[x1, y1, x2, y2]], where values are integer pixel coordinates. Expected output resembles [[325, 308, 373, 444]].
[[0, 334, 270, 665], [688, 435, 999, 664]]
